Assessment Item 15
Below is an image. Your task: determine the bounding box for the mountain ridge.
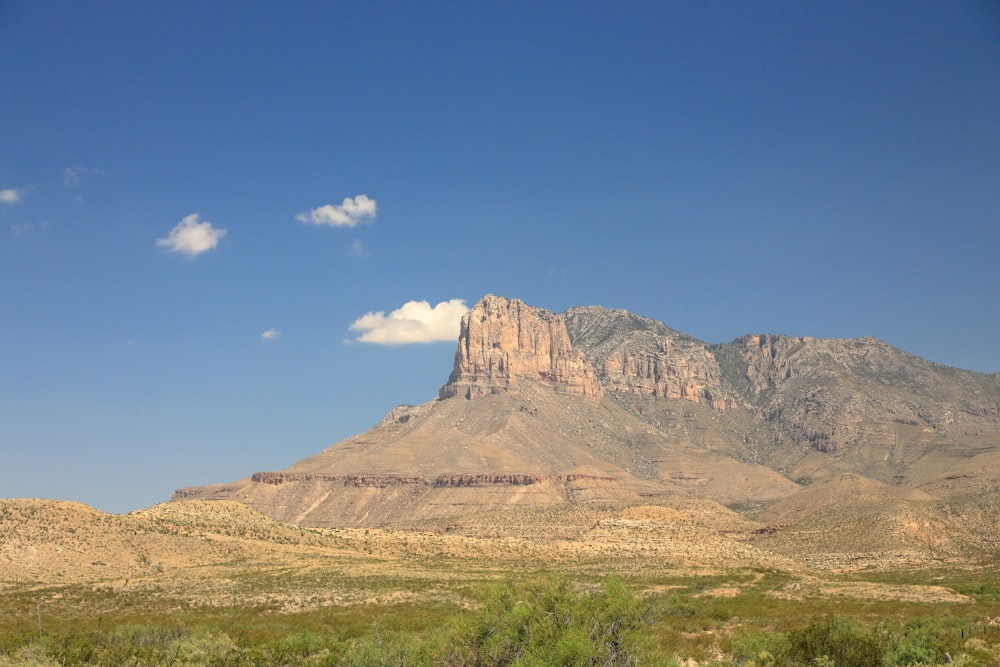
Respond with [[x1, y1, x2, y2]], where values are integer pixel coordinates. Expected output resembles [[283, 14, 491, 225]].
[[173, 294, 1000, 527]]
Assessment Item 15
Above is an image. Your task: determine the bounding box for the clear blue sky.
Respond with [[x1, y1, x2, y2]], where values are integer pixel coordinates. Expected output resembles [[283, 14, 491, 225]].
[[2, 1, 998, 513]]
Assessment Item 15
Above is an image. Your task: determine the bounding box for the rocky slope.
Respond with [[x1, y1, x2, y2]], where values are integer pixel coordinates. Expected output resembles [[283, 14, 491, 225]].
[[174, 294, 1000, 527], [715, 332, 1000, 486], [564, 305, 733, 409]]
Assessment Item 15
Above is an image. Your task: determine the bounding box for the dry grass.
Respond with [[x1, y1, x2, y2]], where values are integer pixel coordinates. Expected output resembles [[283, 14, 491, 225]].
[[3, 495, 994, 617]]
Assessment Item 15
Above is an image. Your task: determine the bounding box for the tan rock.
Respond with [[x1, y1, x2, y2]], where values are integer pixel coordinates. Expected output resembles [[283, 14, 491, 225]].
[[564, 305, 734, 409], [440, 295, 602, 399]]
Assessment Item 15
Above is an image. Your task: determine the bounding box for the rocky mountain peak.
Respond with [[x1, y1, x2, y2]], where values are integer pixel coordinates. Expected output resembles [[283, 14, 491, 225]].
[[439, 295, 602, 400], [439, 296, 734, 409]]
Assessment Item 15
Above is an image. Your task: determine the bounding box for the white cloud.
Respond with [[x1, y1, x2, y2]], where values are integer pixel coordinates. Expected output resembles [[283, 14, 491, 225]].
[[349, 299, 469, 345], [10, 223, 31, 235], [261, 328, 280, 340], [156, 213, 227, 258], [0, 188, 23, 204], [296, 194, 377, 227]]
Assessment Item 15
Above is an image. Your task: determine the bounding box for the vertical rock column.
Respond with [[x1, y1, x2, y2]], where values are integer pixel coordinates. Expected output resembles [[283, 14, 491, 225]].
[[439, 295, 602, 399]]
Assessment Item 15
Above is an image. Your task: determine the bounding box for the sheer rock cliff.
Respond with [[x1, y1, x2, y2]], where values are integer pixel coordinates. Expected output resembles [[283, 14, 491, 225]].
[[439, 295, 602, 399]]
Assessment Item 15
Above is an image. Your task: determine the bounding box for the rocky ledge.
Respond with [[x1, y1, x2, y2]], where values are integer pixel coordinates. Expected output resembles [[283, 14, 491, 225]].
[[174, 472, 621, 499]]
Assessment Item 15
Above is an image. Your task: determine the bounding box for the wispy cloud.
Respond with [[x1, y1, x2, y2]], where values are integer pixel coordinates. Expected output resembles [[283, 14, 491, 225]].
[[261, 328, 280, 340], [296, 194, 377, 228], [348, 299, 468, 345], [349, 239, 370, 258], [64, 166, 103, 186], [156, 213, 227, 258], [0, 188, 23, 204], [9, 221, 52, 236]]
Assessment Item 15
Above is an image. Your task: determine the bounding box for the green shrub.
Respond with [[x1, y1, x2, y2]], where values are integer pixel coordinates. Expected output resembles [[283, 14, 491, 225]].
[[0, 643, 59, 667], [729, 629, 792, 666], [172, 631, 239, 665], [457, 575, 673, 666], [788, 616, 884, 667], [883, 619, 950, 667], [339, 628, 447, 666]]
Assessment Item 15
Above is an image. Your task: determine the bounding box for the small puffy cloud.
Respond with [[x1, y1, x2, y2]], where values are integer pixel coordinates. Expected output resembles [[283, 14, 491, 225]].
[[349, 299, 468, 345], [261, 328, 280, 340], [0, 188, 23, 204], [156, 213, 227, 258], [296, 194, 377, 227], [10, 223, 32, 235]]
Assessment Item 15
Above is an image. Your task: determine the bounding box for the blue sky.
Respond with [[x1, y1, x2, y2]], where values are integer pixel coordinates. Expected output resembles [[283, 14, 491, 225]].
[[2, 1, 998, 513]]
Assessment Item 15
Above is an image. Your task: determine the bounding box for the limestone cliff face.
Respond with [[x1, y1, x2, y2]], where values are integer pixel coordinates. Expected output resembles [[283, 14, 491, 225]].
[[439, 296, 732, 407], [600, 350, 727, 407], [439, 295, 602, 399], [729, 334, 803, 395], [565, 306, 733, 410]]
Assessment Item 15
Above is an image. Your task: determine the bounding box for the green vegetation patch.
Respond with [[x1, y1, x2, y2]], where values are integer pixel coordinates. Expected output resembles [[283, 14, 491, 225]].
[[4, 570, 1000, 665]]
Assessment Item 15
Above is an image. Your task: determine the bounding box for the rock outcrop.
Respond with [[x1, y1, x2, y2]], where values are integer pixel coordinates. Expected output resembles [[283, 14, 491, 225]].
[[728, 334, 803, 395], [439, 296, 736, 408], [249, 472, 429, 487], [432, 473, 615, 487], [565, 306, 734, 409], [440, 295, 602, 399], [172, 485, 240, 500]]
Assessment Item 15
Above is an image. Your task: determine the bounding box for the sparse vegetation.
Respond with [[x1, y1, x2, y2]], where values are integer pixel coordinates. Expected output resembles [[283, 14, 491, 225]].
[[3, 574, 1000, 665], [3, 496, 1000, 665]]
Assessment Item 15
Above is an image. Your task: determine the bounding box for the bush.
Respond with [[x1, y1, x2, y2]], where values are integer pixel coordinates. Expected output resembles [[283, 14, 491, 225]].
[[0, 643, 59, 667], [883, 619, 950, 667], [458, 575, 674, 666], [729, 629, 792, 666], [788, 617, 884, 667]]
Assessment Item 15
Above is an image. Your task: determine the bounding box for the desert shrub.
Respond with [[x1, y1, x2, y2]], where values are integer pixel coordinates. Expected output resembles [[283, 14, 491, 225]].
[[456, 575, 674, 666], [663, 593, 698, 619], [30, 624, 245, 666], [338, 627, 454, 666], [0, 643, 59, 667], [883, 618, 952, 667], [47, 631, 98, 665], [729, 629, 792, 666], [960, 637, 1000, 667], [787, 616, 884, 667], [263, 629, 339, 663], [171, 631, 240, 665], [727, 616, 985, 667], [338, 634, 420, 666]]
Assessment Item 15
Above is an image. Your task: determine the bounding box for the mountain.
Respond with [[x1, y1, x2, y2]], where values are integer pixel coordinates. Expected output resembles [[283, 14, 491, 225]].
[[174, 295, 1000, 528]]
